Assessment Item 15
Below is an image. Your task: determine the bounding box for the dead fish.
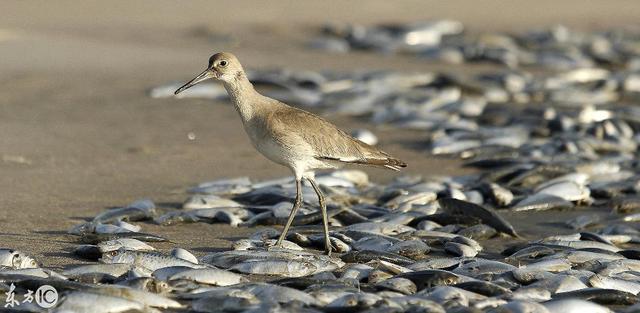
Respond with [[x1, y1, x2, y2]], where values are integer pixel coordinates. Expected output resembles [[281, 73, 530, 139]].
[[305, 234, 351, 253], [0, 249, 38, 269], [505, 245, 557, 263], [385, 192, 437, 210], [190, 289, 261, 313], [202, 249, 344, 269], [565, 214, 601, 230], [188, 176, 252, 195], [326, 292, 385, 311], [438, 198, 518, 237], [375, 277, 417, 295], [240, 282, 319, 306], [89, 284, 183, 309], [113, 220, 141, 232], [182, 194, 244, 210], [62, 263, 133, 278], [352, 236, 393, 252], [610, 196, 640, 213], [341, 250, 414, 266], [457, 224, 498, 240], [233, 239, 304, 251], [153, 210, 200, 226], [54, 291, 145, 313], [454, 259, 517, 277], [73, 244, 102, 261], [588, 274, 640, 295], [408, 258, 463, 271], [101, 248, 206, 271], [524, 258, 572, 272], [397, 269, 466, 290], [552, 288, 640, 305], [340, 263, 374, 281], [92, 199, 156, 223], [345, 222, 415, 235], [419, 286, 483, 308], [478, 182, 514, 207], [171, 248, 199, 264], [488, 300, 550, 313], [231, 259, 318, 277], [540, 239, 621, 252], [543, 299, 612, 313], [444, 242, 478, 257], [528, 275, 588, 294], [534, 181, 591, 203], [97, 238, 156, 253], [168, 268, 247, 286], [511, 194, 574, 212], [117, 277, 171, 294], [386, 240, 430, 259], [454, 280, 512, 297]]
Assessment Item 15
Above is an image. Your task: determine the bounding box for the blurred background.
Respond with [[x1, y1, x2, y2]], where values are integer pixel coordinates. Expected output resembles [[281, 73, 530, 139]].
[[1, 0, 639, 266]]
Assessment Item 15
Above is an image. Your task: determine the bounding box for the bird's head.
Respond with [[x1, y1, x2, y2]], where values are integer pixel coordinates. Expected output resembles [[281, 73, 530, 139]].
[[175, 52, 244, 95]]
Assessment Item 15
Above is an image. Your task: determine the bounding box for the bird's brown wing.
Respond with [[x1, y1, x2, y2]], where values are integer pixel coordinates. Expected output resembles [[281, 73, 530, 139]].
[[270, 106, 407, 171]]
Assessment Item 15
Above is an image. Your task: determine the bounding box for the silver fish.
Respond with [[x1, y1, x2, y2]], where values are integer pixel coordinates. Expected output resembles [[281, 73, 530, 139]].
[[97, 238, 155, 253], [543, 299, 612, 313], [0, 249, 38, 269], [168, 268, 247, 286], [231, 259, 318, 277], [55, 291, 145, 313], [101, 249, 206, 271]]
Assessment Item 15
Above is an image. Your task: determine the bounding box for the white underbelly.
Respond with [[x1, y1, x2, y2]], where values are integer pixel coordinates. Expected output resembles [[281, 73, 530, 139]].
[[244, 124, 340, 173], [255, 137, 291, 166]]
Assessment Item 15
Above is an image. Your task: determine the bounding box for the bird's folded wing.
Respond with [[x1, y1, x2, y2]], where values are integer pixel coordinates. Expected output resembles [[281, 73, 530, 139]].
[[269, 106, 406, 170]]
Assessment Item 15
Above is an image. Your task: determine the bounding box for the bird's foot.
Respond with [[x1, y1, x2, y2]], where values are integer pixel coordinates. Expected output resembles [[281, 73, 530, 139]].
[[324, 244, 333, 256], [266, 243, 285, 253], [268, 236, 285, 251]]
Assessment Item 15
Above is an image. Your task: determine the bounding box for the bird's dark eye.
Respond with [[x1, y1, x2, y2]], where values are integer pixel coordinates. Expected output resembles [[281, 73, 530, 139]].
[[219, 60, 228, 67]]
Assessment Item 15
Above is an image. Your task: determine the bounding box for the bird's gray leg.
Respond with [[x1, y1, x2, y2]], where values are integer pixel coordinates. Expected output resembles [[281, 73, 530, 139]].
[[275, 178, 302, 247], [307, 177, 332, 256]]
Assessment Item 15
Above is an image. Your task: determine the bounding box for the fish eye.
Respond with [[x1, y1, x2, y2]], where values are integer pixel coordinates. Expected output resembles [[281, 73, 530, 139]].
[[109, 251, 118, 257], [219, 60, 228, 67]]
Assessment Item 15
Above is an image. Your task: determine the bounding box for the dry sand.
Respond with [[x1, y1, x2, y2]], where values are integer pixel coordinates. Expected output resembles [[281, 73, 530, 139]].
[[0, 0, 639, 268]]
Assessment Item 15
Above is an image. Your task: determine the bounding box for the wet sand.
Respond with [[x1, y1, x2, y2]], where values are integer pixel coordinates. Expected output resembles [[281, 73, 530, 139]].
[[0, 0, 639, 269]]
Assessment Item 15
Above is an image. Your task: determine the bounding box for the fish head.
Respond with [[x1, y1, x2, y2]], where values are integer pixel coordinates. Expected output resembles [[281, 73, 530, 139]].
[[100, 247, 133, 264], [151, 280, 171, 294], [97, 241, 120, 253], [11, 251, 38, 269], [425, 273, 461, 288], [68, 221, 96, 235]]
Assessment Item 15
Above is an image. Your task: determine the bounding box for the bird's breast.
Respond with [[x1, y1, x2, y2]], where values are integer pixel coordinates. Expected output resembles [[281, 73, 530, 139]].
[[241, 116, 336, 173], [243, 122, 292, 166]]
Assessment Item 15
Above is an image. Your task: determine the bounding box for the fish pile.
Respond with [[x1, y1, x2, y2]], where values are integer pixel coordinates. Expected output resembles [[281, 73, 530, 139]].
[[1, 21, 635, 312], [311, 21, 640, 69], [2, 165, 640, 312], [120, 22, 640, 312]]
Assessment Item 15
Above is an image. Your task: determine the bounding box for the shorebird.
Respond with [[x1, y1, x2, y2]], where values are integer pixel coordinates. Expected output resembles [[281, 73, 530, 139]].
[[175, 52, 407, 255]]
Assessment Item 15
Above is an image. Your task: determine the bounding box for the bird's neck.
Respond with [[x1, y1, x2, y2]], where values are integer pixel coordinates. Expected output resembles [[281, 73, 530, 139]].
[[223, 71, 261, 122]]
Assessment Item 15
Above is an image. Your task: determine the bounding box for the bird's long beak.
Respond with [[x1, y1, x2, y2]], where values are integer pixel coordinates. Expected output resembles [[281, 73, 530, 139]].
[[174, 68, 215, 95]]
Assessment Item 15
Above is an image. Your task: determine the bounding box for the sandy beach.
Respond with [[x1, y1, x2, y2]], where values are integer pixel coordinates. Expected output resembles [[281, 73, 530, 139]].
[[1, 0, 639, 269]]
